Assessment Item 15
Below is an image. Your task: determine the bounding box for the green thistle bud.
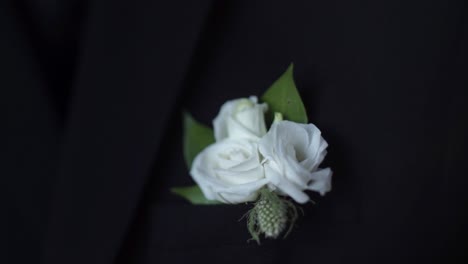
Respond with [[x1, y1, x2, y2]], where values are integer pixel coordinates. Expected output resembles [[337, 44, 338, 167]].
[[256, 198, 287, 238], [246, 188, 299, 244]]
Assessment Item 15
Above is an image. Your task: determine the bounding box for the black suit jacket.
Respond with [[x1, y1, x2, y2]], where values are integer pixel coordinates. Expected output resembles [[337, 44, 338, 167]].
[[2, 0, 467, 263]]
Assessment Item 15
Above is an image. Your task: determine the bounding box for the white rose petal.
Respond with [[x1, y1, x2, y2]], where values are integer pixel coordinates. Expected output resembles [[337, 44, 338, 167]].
[[213, 96, 268, 141], [190, 139, 268, 204], [259, 120, 332, 203]]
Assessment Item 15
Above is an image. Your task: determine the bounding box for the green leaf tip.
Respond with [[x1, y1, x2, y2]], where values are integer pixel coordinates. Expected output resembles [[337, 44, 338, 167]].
[[183, 112, 215, 169], [177, 113, 220, 205], [171, 185, 221, 205], [261, 63, 308, 124]]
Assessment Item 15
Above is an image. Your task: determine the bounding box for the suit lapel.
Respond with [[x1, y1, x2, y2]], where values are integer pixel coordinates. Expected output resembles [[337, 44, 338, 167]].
[[43, 1, 213, 263], [1, 2, 60, 262]]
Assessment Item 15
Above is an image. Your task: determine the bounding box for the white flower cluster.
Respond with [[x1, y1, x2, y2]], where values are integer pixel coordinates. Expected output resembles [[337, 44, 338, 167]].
[[190, 96, 332, 204]]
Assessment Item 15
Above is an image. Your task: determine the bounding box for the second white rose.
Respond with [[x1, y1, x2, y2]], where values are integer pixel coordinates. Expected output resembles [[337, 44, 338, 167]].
[[213, 96, 268, 141], [259, 120, 333, 204]]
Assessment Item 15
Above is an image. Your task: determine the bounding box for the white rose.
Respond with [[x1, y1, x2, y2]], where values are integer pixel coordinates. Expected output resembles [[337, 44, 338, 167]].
[[259, 120, 332, 203], [190, 138, 269, 203], [213, 96, 268, 141]]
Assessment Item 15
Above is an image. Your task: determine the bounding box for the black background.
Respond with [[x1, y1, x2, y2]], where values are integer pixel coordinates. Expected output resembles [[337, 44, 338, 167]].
[[1, 0, 467, 263]]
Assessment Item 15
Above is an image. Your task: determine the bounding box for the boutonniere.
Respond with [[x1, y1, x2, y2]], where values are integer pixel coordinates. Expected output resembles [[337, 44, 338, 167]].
[[172, 64, 332, 243]]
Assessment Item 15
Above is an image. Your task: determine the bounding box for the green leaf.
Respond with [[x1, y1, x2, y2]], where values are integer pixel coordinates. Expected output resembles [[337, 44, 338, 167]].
[[176, 113, 220, 205], [183, 112, 215, 169], [171, 185, 221, 205], [261, 63, 308, 124]]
